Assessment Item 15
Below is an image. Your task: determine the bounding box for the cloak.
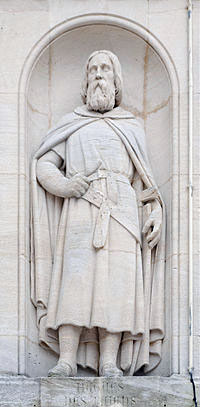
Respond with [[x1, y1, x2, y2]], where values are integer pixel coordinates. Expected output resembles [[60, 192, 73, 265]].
[[31, 105, 166, 374]]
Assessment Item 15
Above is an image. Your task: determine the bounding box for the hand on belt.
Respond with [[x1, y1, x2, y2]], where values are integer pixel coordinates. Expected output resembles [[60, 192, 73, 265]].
[[88, 169, 120, 204]]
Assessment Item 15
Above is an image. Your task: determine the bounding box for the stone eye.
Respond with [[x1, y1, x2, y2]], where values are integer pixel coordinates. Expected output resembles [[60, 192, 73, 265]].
[[102, 64, 110, 72], [90, 66, 97, 74]]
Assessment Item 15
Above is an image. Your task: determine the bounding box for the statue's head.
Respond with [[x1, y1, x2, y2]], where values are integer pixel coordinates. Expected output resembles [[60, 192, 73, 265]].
[[81, 50, 123, 113]]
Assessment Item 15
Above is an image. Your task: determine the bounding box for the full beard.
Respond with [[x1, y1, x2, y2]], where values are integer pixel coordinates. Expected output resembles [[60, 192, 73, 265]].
[[86, 80, 115, 113]]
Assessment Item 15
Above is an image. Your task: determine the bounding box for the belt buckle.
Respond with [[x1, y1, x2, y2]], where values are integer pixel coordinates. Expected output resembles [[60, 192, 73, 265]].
[[96, 169, 108, 180]]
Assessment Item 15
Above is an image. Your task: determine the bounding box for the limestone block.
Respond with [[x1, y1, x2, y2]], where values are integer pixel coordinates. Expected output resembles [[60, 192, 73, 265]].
[[0, 337, 18, 376], [0, 93, 18, 174], [0, 174, 18, 374], [0, 0, 48, 11], [0, 10, 49, 93], [0, 376, 40, 407], [193, 1, 200, 94], [0, 376, 197, 407], [26, 338, 58, 379], [148, 2, 188, 89], [48, 0, 148, 29], [193, 94, 200, 176], [145, 103, 171, 189], [178, 92, 189, 174], [27, 50, 50, 156]]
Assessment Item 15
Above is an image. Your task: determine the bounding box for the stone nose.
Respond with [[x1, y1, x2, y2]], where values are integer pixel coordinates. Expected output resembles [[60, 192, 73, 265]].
[[96, 67, 102, 79]]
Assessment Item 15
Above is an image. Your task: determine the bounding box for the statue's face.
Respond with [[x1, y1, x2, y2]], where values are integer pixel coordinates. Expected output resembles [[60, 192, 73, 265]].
[[88, 53, 114, 87], [86, 53, 116, 113]]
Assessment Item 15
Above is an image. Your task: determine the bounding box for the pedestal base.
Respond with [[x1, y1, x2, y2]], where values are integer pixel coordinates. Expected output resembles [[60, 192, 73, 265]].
[[0, 375, 199, 407]]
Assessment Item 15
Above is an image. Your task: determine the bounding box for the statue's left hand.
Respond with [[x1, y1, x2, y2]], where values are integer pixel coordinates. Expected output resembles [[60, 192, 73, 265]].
[[142, 202, 162, 249]]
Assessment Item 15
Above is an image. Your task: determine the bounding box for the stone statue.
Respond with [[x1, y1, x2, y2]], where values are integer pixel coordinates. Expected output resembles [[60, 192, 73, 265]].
[[31, 50, 165, 377]]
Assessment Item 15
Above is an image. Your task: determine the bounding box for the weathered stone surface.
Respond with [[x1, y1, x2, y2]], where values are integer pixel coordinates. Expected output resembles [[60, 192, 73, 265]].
[[33, 50, 165, 379], [0, 0, 200, 386], [0, 376, 40, 407], [0, 375, 198, 407]]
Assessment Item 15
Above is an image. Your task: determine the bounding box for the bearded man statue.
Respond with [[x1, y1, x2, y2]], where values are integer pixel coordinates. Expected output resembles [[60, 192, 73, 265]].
[[31, 50, 166, 377]]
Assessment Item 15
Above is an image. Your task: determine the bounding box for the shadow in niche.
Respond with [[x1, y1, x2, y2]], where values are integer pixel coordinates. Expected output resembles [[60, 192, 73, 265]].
[[27, 23, 171, 378]]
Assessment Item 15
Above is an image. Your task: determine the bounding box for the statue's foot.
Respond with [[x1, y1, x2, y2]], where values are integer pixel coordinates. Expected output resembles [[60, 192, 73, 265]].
[[99, 363, 123, 377], [48, 360, 77, 377]]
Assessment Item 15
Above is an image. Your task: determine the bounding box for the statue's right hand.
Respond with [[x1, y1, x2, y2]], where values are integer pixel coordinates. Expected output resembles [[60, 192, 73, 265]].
[[64, 174, 90, 198]]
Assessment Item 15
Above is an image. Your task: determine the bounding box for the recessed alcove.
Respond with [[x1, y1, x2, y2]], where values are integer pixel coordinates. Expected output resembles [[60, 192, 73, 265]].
[[27, 23, 172, 377]]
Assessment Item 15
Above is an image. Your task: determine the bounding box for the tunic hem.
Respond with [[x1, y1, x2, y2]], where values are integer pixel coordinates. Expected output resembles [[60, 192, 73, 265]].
[[47, 320, 144, 338]]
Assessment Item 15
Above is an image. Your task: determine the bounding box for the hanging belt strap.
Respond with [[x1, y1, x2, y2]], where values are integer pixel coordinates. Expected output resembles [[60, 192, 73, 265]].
[[84, 170, 131, 249]]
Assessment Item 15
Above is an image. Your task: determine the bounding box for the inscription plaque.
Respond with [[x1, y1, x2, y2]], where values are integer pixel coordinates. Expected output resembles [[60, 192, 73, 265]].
[[40, 378, 167, 407]]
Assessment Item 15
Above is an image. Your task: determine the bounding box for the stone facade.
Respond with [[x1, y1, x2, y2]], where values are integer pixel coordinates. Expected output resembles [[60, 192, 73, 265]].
[[0, 0, 200, 405], [0, 376, 199, 407]]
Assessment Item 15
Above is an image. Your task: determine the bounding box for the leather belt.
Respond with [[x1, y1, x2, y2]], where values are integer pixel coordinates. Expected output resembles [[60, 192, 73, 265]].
[[84, 170, 131, 249]]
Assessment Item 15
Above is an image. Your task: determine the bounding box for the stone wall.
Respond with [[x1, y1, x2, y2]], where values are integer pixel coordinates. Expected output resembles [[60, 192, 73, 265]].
[[0, 0, 200, 404], [0, 376, 199, 407]]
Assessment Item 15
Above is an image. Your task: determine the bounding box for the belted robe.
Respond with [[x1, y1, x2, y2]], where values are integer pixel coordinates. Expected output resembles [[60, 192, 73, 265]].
[[31, 105, 166, 374]]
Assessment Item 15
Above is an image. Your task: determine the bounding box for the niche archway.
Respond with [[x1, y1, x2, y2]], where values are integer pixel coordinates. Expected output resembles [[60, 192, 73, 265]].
[[18, 14, 179, 377]]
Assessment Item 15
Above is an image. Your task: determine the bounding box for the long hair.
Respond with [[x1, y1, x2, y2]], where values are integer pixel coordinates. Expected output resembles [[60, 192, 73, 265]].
[[81, 50, 123, 107]]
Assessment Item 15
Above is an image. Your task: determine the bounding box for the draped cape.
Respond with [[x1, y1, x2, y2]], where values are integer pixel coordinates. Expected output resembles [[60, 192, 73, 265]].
[[31, 105, 166, 374]]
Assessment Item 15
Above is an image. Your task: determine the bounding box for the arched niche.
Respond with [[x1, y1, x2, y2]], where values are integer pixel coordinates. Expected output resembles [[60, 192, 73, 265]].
[[20, 15, 178, 377]]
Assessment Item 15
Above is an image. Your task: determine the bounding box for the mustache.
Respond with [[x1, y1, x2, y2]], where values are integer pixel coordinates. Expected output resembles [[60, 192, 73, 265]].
[[90, 79, 107, 90]]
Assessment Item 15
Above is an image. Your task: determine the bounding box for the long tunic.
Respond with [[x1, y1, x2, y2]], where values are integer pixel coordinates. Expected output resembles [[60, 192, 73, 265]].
[[46, 119, 144, 339]]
